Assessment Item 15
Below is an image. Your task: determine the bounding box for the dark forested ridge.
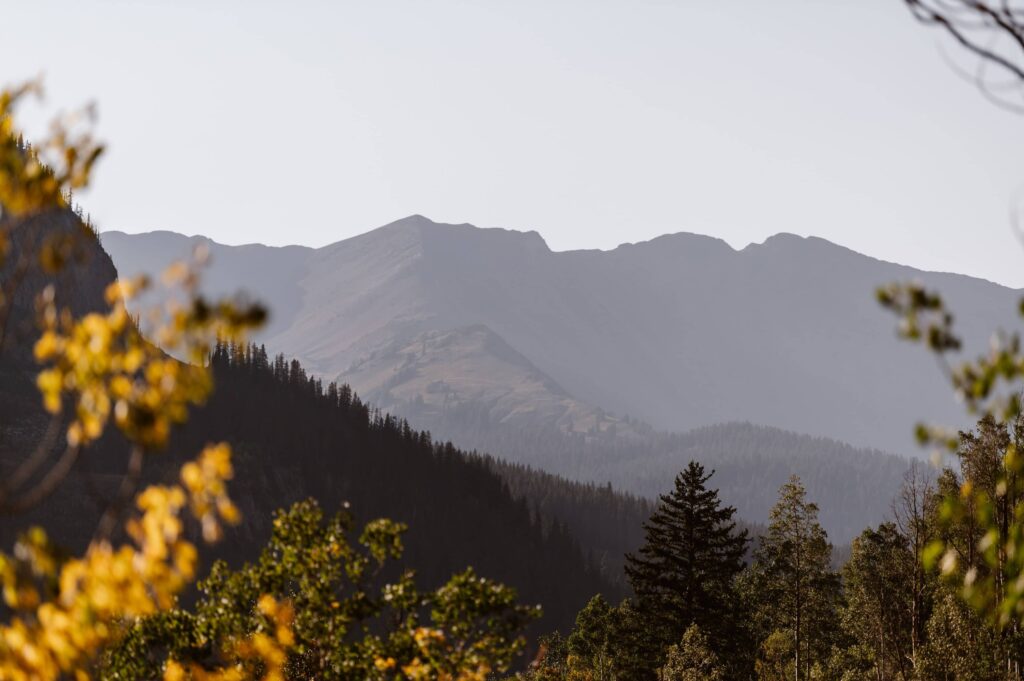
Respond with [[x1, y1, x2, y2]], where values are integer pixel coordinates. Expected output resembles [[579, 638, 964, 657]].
[[177, 342, 625, 633], [485, 459, 654, 590], [486, 458, 768, 582], [0, 210, 127, 545], [419, 406, 912, 542], [2, 336, 635, 634]]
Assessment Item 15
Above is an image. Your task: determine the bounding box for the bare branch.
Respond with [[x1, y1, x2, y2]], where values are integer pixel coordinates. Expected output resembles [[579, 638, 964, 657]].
[[92, 445, 144, 543], [906, 0, 1024, 110], [0, 442, 81, 512], [0, 412, 62, 502]]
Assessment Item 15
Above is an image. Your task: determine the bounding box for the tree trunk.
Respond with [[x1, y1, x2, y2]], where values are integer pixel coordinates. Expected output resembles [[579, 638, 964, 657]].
[[794, 605, 801, 681]]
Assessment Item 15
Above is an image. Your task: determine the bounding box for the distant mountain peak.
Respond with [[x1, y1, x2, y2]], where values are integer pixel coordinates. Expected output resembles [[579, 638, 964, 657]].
[[743, 233, 942, 274], [356, 215, 551, 256], [610, 231, 734, 257], [748, 231, 853, 253], [381, 214, 436, 229]]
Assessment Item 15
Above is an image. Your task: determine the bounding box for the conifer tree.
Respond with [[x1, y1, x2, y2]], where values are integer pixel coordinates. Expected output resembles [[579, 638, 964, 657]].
[[750, 475, 840, 681], [624, 461, 749, 674], [892, 460, 936, 666], [842, 522, 914, 680], [916, 590, 1004, 681], [609, 599, 660, 681], [566, 595, 615, 680]]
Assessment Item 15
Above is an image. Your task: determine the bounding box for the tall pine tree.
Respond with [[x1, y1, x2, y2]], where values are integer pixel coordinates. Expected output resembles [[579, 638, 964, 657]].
[[842, 522, 914, 680], [566, 595, 616, 681], [624, 461, 749, 675], [749, 475, 840, 681]]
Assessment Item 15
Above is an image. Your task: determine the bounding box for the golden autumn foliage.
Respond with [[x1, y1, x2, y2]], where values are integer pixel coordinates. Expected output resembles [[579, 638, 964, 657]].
[[162, 595, 295, 681], [0, 81, 283, 680], [0, 443, 241, 679], [0, 82, 102, 221]]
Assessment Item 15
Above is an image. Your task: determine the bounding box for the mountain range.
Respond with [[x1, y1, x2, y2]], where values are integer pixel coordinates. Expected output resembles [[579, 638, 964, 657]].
[[102, 215, 1020, 456], [101, 215, 1021, 538], [0, 212, 654, 635]]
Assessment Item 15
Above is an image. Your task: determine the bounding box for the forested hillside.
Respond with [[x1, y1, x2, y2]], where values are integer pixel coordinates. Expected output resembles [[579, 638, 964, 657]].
[[0, 215, 641, 637], [1, 336, 635, 635], [0, 208, 127, 542], [527, 414, 1024, 681], [163, 344, 622, 632], [487, 458, 768, 578], [423, 407, 912, 541]]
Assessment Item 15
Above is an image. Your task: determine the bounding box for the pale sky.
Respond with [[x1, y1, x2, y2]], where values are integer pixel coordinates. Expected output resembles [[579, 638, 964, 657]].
[[5, 1, 1024, 286]]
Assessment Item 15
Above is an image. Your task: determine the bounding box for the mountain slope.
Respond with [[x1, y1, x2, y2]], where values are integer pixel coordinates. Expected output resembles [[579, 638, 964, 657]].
[[97, 229, 313, 340], [337, 320, 905, 541], [1, 218, 649, 636], [103, 216, 1020, 457], [1, 211, 125, 543], [345, 324, 640, 438]]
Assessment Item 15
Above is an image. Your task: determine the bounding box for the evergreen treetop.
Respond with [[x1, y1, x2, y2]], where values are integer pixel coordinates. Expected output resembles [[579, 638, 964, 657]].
[[623, 461, 748, 672]]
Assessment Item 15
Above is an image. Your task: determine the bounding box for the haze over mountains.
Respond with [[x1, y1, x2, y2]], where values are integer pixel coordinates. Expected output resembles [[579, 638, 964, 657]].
[[104, 215, 1020, 451], [101, 216, 1023, 539]]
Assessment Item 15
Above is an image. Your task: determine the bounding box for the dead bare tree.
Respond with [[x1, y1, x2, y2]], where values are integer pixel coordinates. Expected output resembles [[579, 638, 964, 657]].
[[905, 1, 1024, 112], [891, 460, 937, 668]]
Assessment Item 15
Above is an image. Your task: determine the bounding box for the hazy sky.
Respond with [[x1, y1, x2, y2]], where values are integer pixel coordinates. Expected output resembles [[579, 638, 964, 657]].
[[5, 1, 1024, 286]]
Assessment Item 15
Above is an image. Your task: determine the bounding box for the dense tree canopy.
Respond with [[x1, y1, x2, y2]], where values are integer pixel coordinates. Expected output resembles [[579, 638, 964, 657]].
[[746, 476, 841, 681], [101, 498, 540, 680]]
